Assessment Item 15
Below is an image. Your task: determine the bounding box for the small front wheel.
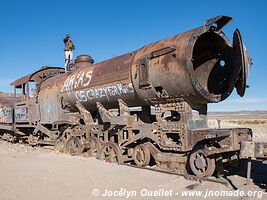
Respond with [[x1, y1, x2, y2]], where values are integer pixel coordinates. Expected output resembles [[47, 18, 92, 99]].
[[189, 149, 215, 177], [133, 144, 150, 167]]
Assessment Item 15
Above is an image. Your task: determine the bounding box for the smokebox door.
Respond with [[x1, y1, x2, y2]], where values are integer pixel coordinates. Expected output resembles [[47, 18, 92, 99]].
[[204, 16, 232, 33], [233, 29, 250, 97]]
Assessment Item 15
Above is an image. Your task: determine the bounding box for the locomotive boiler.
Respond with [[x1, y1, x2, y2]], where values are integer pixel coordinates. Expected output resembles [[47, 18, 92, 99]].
[[59, 16, 250, 113], [0, 16, 254, 177]]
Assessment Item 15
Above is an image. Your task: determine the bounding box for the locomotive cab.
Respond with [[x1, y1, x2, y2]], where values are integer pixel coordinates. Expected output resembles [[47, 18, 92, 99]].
[[12, 73, 36, 125], [10, 67, 65, 143]]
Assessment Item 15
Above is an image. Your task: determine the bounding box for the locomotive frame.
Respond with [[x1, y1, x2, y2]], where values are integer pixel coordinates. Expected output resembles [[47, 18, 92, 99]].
[[0, 16, 263, 179]]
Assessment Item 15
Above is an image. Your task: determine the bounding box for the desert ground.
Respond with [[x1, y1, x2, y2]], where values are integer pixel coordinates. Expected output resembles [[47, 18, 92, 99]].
[[207, 111, 267, 142], [0, 111, 267, 200]]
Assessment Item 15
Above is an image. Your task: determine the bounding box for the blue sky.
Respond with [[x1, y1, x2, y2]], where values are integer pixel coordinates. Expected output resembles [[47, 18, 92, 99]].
[[0, 0, 266, 111]]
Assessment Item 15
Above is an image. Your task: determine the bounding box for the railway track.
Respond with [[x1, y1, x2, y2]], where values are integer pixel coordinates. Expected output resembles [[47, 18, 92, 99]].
[[120, 163, 231, 187]]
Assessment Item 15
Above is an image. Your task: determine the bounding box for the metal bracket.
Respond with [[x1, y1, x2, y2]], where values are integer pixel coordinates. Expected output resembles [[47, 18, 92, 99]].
[[138, 58, 151, 89], [118, 99, 130, 116], [33, 123, 51, 137], [96, 102, 114, 123], [75, 101, 94, 126], [240, 141, 255, 159]]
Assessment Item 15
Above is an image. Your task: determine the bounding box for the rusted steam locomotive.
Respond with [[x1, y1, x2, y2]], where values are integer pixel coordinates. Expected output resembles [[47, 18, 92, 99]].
[[0, 16, 256, 177]]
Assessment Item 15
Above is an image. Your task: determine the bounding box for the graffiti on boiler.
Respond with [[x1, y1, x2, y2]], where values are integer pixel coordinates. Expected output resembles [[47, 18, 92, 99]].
[[75, 82, 134, 102], [60, 69, 135, 102], [61, 70, 93, 92]]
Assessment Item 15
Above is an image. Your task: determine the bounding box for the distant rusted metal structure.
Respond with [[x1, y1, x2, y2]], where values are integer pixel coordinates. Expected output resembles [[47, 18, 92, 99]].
[[0, 16, 258, 178]]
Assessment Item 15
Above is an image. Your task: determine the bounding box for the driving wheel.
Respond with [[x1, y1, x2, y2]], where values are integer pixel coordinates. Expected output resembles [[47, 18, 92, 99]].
[[83, 137, 101, 158], [100, 142, 123, 164], [54, 137, 67, 153], [65, 136, 83, 156]]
